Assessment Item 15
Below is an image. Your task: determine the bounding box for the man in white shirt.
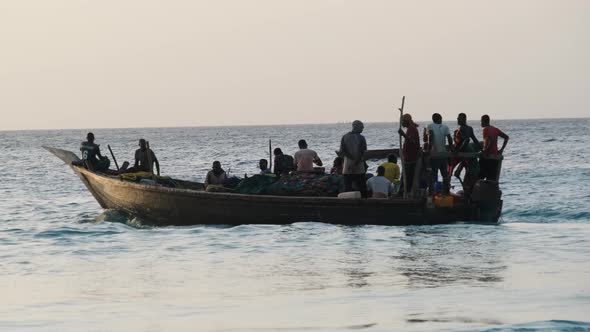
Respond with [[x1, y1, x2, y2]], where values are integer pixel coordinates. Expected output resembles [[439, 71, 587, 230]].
[[293, 139, 323, 172], [366, 166, 393, 198], [427, 113, 453, 194]]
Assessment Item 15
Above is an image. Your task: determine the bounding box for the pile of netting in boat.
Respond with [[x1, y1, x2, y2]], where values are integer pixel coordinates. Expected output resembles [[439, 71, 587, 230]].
[[119, 172, 177, 187], [232, 173, 344, 197]]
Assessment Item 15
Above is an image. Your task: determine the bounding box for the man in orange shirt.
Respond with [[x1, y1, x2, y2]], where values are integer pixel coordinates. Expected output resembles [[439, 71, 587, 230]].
[[479, 115, 509, 181]]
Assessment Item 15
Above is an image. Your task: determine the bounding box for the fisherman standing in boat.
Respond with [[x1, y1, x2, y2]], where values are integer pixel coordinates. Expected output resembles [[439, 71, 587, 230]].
[[479, 114, 509, 181], [398, 114, 420, 195], [78, 132, 110, 172], [293, 139, 323, 172], [450, 113, 481, 195], [427, 113, 453, 194], [339, 120, 368, 197]]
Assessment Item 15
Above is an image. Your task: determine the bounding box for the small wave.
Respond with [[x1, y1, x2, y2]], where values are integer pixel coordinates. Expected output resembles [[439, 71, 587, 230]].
[[34, 228, 121, 238], [542, 138, 557, 142], [479, 320, 590, 332], [503, 206, 590, 223]]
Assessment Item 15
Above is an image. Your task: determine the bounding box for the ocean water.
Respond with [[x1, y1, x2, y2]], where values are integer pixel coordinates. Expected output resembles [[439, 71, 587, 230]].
[[1, 119, 589, 331]]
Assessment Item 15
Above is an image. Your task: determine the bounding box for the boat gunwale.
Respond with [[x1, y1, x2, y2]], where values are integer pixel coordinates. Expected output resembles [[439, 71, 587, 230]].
[[76, 166, 423, 206]]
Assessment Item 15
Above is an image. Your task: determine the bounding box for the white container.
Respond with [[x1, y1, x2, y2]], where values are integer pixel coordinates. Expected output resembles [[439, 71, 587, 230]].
[[338, 191, 361, 199], [139, 179, 157, 186]]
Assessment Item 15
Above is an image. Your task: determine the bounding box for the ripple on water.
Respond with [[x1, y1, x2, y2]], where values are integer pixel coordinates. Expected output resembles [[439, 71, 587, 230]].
[[479, 320, 590, 332], [1, 121, 590, 331]]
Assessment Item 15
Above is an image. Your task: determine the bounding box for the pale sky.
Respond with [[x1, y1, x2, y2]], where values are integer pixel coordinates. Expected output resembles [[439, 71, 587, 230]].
[[1, 0, 588, 130]]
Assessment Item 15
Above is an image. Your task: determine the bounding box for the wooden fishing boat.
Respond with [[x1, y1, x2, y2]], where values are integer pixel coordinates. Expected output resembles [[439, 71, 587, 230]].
[[44, 146, 503, 226], [363, 148, 399, 160]]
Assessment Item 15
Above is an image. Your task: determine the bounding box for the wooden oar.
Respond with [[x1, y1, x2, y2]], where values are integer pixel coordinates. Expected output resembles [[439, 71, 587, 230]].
[[107, 144, 120, 171], [398, 96, 407, 198], [269, 139, 273, 171]]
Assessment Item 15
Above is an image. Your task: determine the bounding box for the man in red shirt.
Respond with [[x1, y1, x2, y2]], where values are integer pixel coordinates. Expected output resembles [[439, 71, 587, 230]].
[[398, 113, 420, 195], [480, 114, 509, 181]]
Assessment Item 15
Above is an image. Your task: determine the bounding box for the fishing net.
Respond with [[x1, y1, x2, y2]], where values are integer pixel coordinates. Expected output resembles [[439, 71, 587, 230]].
[[265, 172, 344, 197]]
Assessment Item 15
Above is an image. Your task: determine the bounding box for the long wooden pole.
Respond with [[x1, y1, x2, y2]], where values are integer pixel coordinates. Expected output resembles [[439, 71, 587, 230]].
[[269, 139, 273, 171], [107, 145, 120, 171], [398, 96, 407, 198]]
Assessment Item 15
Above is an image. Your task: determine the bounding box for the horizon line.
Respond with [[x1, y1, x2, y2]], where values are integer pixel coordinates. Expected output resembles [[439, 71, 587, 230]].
[[1, 116, 588, 133]]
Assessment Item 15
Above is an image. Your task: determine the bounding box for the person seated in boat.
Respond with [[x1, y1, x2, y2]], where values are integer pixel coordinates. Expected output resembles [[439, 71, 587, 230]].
[[380, 154, 400, 194], [293, 139, 323, 172], [366, 166, 393, 198], [479, 114, 509, 181], [123, 139, 160, 176], [204, 161, 227, 189], [380, 154, 400, 182], [273, 148, 295, 177], [259, 159, 272, 175], [76, 132, 110, 172], [330, 157, 343, 175]]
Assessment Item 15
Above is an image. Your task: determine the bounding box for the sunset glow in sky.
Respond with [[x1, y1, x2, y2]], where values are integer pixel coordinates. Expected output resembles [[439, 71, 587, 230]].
[[1, 0, 588, 130]]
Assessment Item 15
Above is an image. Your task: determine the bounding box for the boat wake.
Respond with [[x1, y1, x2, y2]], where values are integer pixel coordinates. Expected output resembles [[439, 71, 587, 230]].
[[95, 209, 153, 229]]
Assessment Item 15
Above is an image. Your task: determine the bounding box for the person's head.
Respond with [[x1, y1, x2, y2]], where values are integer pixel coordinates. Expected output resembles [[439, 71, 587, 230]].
[[259, 159, 268, 170], [432, 113, 442, 124], [273, 148, 283, 156], [352, 120, 364, 133], [139, 138, 147, 150], [377, 166, 385, 176], [387, 154, 397, 164], [402, 114, 414, 128], [298, 139, 308, 149], [333, 156, 343, 167], [457, 113, 467, 126], [86, 132, 95, 143], [481, 114, 490, 127], [212, 161, 221, 170]]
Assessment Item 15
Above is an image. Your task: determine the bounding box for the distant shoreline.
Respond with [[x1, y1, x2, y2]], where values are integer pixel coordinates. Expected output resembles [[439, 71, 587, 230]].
[[1, 117, 588, 133]]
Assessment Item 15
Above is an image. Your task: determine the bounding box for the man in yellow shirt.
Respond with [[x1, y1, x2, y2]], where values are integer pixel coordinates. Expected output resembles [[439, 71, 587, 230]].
[[380, 154, 400, 182]]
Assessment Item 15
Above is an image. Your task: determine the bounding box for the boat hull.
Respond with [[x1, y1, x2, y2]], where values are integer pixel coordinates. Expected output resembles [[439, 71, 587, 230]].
[[45, 146, 500, 226], [73, 167, 488, 226]]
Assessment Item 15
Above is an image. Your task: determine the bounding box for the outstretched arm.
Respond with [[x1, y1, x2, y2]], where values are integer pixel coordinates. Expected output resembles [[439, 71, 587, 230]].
[[204, 173, 210, 188], [397, 128, 407, 139], [96, 145, 106, 160], [498, 131, 509, 154], [470, 132, 481, 151], [314, 156, 323, 167], [154, 158, 160, 176], [339, 136, 350, 159], [427, 129, 434, 152], [446, 134, 453, 152]]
